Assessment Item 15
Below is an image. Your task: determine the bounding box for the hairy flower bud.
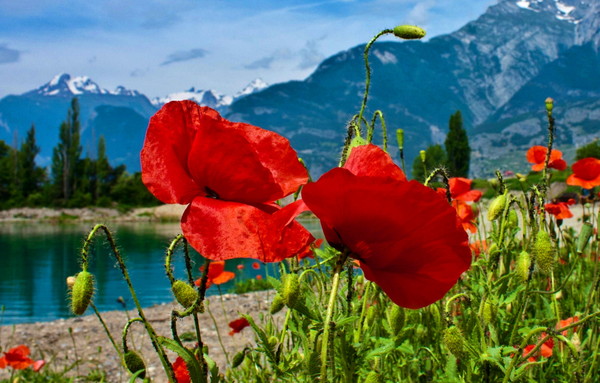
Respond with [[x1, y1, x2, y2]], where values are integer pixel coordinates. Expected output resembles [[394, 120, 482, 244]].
[[443, 326, 467, 359], [487, 194, 507, 221], [281, 273, 301, 309], [71, 271, 94, 316], [270, 293, 285, 314], [481, 300, 496, 325], [387, 304, 405, 335], [232, 350, 246, 368], [172, 280, 198, 309], [545, 97, 554, 114], [516, 251, 532, 282], [123, 351, 146, 378], [419, 150, 426, 163], [507, 209, 519, 229], [532, 230, 556, 274], [393, 25, 426, 40]]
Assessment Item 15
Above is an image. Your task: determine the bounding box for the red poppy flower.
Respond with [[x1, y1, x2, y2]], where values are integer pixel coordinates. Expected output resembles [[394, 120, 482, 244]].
[[298, 238, 324, 260], [252, 262, 261, 270], [195, 261, 235, 288], [448, 177, 482, 202], [469, 240, 488, 257], [301, 144, 471, 309], [1, 345, 34, 370], [567, 157, 600, 189], [523, 334, 554, 362], [141, 101, 314, 262], [173, 356, 190, 383], [228, 317, 250, 336], [526, 146, 567, 171], [452, 200, 478, 233], [558, 316, 579, 336], [544, 202, 574, 220], [256, 275, 263, 280], [236, 264, 245, 270]]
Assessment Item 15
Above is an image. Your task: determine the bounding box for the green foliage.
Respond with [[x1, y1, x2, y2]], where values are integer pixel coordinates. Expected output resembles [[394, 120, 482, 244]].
[[230, 278, 274, 294], [445, 110, 471, 177], [52, 97, 82, 202], [575, 139, 600, 160], [411, 144, 447, 182]]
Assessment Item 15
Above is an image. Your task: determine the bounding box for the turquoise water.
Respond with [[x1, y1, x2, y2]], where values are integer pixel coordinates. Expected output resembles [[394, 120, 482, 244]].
[[0, 220, 321, 325]]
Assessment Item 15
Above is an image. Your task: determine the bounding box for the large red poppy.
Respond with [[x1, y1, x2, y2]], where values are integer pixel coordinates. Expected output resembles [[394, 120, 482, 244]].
[[141, 101, 314, 262], [526, 146, 567, 171], [448, 177, 482, 202], [301, 144, 471, 309], [566, 157, 600, 189], [544, 201, 574, 220]]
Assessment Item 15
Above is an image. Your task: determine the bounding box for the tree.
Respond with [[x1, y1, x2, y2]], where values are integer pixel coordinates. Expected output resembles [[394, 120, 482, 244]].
[[0, 140, 14, 205], [52, 98, 82, 201], [17, 124, 45, 199], [444, 111, 471, 177], [576, 140, 600, 160], [412, 144, 447, 182], [95, 135, 112, 201]]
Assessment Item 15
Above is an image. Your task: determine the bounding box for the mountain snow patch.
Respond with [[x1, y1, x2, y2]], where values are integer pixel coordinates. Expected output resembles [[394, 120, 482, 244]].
[[373, 50, 398, 65]]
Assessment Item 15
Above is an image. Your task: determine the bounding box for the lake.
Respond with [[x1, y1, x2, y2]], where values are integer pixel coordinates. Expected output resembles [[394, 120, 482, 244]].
[[0, 219, 321, 325]]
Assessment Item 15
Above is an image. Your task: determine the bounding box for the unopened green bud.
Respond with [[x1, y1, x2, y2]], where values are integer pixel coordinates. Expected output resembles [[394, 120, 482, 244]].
[[268, 336, 279, 350], [172, 280, 198, 309], [366, 305, 378, 327], [281, 273, 301, 309], [387, 304, 405, 335], [545, 97, 554, 113], [232, 351, 246, 368], [577, 223, 594, 254], [429, 304, 441, 328], [481, 300, 496, 325], [419, 150, 426, 163], [507, 209, 519, 228], [393, 25, 426, 40], [396, 129, 404, 150], [123, 350, 146, 378], [443, 326, 467, 359], [487, 194, 507, 221], [532, 230, 556, 274], [516, 251, 532, 282], [364, 371, 384, 383], [270, 293, 285, 314], [71, 271, 95, 316]]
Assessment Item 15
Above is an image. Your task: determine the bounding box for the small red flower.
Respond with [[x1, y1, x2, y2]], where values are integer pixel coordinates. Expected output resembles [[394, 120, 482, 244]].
[[558, 316, 579, 336], [1, 345, 34, 370], [448, 177, 482, 202], [567, 157, 600, 189], [526, 146, 567, 171], [195, 261, 235, 288], [453, 200, 478, 233], [301, 144, 471, 309], [252, 262, 261, 270], [256, 275, 263, 280], [236, 264, 245, 270], [523, 334, 554, 362], [173, 356, 190, 383], [141, 101, 314, 262], [545, 202, 573, 220], [228, 317, 250, 335], [469, 240, 488, 257]]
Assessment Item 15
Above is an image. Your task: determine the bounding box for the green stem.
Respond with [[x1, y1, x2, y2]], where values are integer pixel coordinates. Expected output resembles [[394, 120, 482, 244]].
[[320, 251, 349, 381], [91, 303, 122, 360], [353, 281, 372, 344], [206, 300, 230, 364]]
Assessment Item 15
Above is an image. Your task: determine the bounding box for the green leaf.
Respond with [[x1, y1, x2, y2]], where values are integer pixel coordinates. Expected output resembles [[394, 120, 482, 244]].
[[157, 336, 205, 383], [242, 314, 279, 369]]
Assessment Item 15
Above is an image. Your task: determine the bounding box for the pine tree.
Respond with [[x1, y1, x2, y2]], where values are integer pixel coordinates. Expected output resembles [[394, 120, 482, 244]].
[[95, 135, 111, 202], [52, 98, 82, 201], [444, 111, 470, 178], [17, 124, 44, 198]]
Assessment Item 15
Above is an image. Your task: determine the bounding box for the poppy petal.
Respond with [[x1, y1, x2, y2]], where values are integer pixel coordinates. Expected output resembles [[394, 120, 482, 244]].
[[344, 144, 407, 181]]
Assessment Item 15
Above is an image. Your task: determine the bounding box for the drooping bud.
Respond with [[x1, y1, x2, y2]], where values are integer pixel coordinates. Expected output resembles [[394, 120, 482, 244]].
[[396, 129, 404, 150], [516, 251, 532, 282], [443, 326, 467, 359], [387, 304, 405, 335], [172, 280, 198, 309], [71, 271, 95, 315], [532, 230, 556, 274], [123, 350, 146, 378], [393, 25, 426, 40], [66, 276, 77, 289], [271, 293, 285, 314], [545, 97, 554, 114], [281, 273, 301, 309], [364, 371, 384, 383], [577, 223, 594, 254], [348, 136, 367, 152], [487, 194, 507, 221], [232, 350, 246, 368], [419, 150, 426, 163]]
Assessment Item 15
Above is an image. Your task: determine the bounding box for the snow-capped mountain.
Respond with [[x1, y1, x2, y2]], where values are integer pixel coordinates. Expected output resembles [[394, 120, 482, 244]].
[[28, 73, 141, 98], [151, 78, 268, 110]]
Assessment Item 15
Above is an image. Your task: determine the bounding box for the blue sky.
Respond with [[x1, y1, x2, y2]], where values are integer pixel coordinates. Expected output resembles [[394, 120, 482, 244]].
[[0, 0, 496, 99]]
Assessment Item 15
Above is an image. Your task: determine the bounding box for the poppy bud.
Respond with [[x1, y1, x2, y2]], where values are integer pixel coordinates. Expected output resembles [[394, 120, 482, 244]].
[[481, 300, 496, 325], [366, 305, 378, 327], [348, 136, 367, 151], [172, 280, 199, 309], [364, 371, 384, 383], [232, 350, 246, 368], [507, 209, 519, 229], [281, 273, 301, 309], [487, 194, 507, 221], [270, 293, 285, 314], [532, 230, 556, 274], [123, 350, 146, 378], [577, 223, 593, 254], [419, 150, 426, 163], [268, 336, 279, 350], [545, 97, 554, 113], [66, 276, 76, 289], [393, 25, 426, 40], [443, 326, 467, 359], [387, 304, 405, 335], [71, 271, 95, 316], [516, 251, 532, 282], [396, 129, 404, 150]]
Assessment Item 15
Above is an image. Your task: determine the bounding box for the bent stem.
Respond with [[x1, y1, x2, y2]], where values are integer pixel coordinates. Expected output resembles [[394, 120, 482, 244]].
[[320, 250, 350, 381]]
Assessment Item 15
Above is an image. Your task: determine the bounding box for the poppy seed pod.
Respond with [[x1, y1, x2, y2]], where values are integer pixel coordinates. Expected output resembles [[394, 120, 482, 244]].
[[123, 351, 146, 378], [393, 25, 426, 40], [71, 271, 95, 316], [281, 273, 301, 308], [487, 194, 507, 221], [507, 209, 519, 229], [532, 230, 556, 274], [387, 304, 405, 335], [577, 223, 594, 254], [545, 97, 554, 113], [172, 280, 199, 309], [481, 300, 496, 325], [270, 293, 285, 314], [516, 251, 532, 282], [443, 326, 467, 359]]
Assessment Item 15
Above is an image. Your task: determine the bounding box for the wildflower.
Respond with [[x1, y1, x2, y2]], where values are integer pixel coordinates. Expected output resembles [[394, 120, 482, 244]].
[[523, 335, 554, 362], [0, 345, 35, 370], [195, 261, 235, 288], [298, 238, 324, 260], [469, 240, 488, 257], [558, 316, 579, 336], [141, 101, 314, 262], [453, 199, 478, 233], [236, 264, 244, 270], [544, 201, 574, 220], [302, 144, 471, 309], [566, 157, 600, 189], [448, 177, 482, 202], [252, 262, 261, 270], [526, 146, 567, 171], [173, 356, 190, 383], [229, 317, 250, 335], [256, 275, 263, 280]]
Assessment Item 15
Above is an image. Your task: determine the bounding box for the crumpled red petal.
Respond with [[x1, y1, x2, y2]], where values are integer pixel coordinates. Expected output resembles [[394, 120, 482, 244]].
[[567, 157, 600, 189], [449, 177, 482, 202], [344, 144, 407, 181], [181, 197, 314, 262]]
